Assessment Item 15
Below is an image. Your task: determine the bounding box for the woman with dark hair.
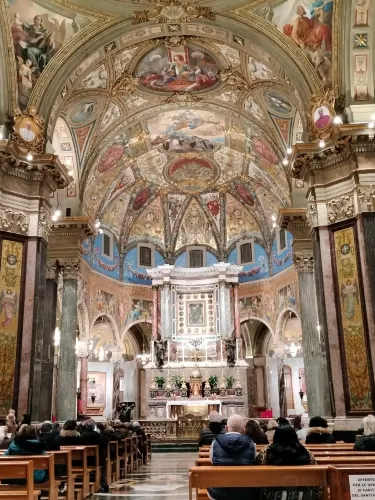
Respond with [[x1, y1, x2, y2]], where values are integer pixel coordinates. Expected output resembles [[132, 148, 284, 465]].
[[4, 425, 47, 483], [245, 420, 269, 444], [56, 420, 81, 446], [17, 413, 31, 433], [305, 416, 336, 444], [257, 426, 321, 500]]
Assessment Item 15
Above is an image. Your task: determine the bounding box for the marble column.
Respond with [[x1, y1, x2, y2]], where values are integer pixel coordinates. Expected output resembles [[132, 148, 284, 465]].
[[294, 250, 332, 417], [233, 284, 240, 338], [162, 282, 171, 338], [219, 279, 227, 336], [57, 260, 80, 421], [152, 285, 159, 340], [80, 355, 88, 415], [38, 261, 58, 421]]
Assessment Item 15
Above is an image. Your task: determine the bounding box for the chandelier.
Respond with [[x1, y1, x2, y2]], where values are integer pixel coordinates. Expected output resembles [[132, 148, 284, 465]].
[[137, 343, 151, 366]]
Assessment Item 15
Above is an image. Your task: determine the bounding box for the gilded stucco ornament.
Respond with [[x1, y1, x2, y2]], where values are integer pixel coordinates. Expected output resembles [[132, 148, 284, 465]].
[[327, 195, 355, 224], [293, 250, 314, 273], [306, 202, 318, 230], [219, 67, 249, 91], [58, 258, 82, 281], [132, 0, 215, 24], [357, 185, 375, 213], [10, 107, 45, 154], [308, 90, 335, 140], [163, 92, 203, 104], [0, 206, 29, 235], [38, 207, 52, 242], [111, 72, 138, 97]]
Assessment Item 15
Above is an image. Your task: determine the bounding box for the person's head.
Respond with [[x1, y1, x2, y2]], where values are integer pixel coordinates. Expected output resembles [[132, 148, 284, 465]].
[[6, 413, 15, 423], [363, 414, 375, 436], [33, 15, 42, 26], [267, 419, 278, 431], [63, 420, 77, 431], [309, 416, 328, 429], [132, 421, 140, 428], [293, 415, 302, 431], [245, 420, 265, 441], [221, 418, 228, 426], [318, 107, 324, 117], [277, 417, 290, 427], [17, 425, 37, 441], [267, 426, 311, 466], [226, 414, 245, 434], [25, 60, 32, 68], [173, 55, 185, 63], [96, 423, 105, 432], [22, 414, 31, 425], [85, 419, 96, 430], [40, 422, 53, 433], [273, 426, 299, 447]]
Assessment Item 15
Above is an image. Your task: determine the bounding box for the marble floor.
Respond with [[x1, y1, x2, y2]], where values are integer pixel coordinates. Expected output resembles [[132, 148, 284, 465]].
[[93, 452, 195, 500]]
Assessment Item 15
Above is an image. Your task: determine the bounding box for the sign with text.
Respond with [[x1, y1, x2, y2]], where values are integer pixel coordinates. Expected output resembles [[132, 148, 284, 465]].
[[349, 475, 375, 498]]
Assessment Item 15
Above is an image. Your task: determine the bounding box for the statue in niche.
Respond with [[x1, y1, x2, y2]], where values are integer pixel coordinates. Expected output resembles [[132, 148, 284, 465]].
[[155, 340, 168, 369], [225, 339, 236, 367]]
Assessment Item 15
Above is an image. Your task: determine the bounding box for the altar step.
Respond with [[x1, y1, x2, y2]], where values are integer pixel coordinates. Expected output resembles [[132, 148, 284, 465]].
[[152, 441, 198, 453]]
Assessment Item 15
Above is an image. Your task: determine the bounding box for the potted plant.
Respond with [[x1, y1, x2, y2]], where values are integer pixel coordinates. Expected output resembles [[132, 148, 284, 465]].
[[154, 376, 165, 396], [208, 375, 218, 394], [226, 376, 235, 395], [172, 374, 183, 396]]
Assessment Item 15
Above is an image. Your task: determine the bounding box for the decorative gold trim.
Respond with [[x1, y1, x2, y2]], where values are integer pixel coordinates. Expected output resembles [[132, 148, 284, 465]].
[[132, 0, 215, 24], [308, 90, 335, 140], [11, 107, 45, 154]]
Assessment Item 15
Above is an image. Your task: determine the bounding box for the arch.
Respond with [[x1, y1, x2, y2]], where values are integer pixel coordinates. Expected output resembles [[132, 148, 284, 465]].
[[90, 312, 121, 346], [275, 307, 300, 343], [240, 316, 275, 358], [30, 17, 322, 134], [239, 315, 276, 339], [120, 319, 152, 343]]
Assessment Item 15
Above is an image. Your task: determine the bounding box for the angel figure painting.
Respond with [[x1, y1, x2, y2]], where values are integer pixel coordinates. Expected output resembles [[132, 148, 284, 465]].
[[8, 2, 91, 109], [341, 280, 359, 320], [0, 289, 18, 328]]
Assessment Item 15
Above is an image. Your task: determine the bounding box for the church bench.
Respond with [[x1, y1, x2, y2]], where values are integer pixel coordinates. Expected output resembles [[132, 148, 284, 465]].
[[48, 449, 77, 500], [316, 456, 375, 465], [118, 439, 128, 478], [329, 465, 375, 500], [61, 446, 90, 499], [82, 445, 100, 493], [136, 435, 144, 467], [106, 441, 119, 484], [125, 438, 133, 473], [189, 465, 329, 500], [0, 461, 40, 500], [0, 454, 58, 500], [131, 436, 138, 471], [146, 434, 152, 462]]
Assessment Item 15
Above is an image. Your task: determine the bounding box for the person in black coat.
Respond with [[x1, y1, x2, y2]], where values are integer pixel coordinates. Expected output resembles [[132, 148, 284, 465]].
[[198, 412, 225, 447], [305, 416, 336, 444], [56, 420, 81, 447], [38, 422, 60, 451], [80, 419, 109, 493], [354, 414, 375, 451]]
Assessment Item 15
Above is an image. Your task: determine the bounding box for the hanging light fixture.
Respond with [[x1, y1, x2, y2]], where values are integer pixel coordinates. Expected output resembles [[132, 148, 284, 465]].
[[137, 341, 151, 366]]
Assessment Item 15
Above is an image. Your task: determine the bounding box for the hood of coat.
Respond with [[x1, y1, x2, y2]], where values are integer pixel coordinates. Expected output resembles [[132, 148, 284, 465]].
[[60, 430, 80, 438], [10, 438, 46, 454], [215, 433, 251, 454], [307, 426, 332, 436], [39, 429, 59, 441]]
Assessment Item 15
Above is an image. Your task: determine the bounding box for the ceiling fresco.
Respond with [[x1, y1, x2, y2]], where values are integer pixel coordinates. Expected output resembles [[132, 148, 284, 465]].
[[0, 0, 341, 261]]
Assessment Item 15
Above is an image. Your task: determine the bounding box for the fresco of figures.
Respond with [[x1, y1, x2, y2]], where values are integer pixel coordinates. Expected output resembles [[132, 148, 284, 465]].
[[8, 0, 91, 109], [135, 43, 219, 93], [272, 0, 333, 88]]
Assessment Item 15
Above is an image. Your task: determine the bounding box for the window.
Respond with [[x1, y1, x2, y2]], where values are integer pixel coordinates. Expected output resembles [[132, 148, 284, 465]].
[[284, 365, 294, 410], [139, 246, 152, 267], [103, 233, 111, 258], [278, 228, 287, 252], [236, 239, 254, 265], [189, 249, 204, 268], [240, 242, 252, 264], [137, 243, 154, 268]]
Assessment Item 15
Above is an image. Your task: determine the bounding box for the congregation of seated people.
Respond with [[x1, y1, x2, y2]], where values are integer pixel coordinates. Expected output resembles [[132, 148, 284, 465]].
[[197, 412, 341, 500], [0, 409, 146, 495]]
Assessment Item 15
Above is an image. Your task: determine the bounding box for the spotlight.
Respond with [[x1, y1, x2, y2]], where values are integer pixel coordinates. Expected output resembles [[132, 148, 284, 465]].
[[282, 158, 289, 166], [65, 158, 72, 166], [272, 221, 277, 228], [333, 116, 342, 125], [68, 169, 74, 176], [54, 208, 61, 217], [319, 139, 325, 148], [51, 214, 58, 222], [369, 121, 375, 129], [286, 147, 292, 155], [26, 152, 33, 161], [98, 228, 103, 234], [271, 214, 277, 222]]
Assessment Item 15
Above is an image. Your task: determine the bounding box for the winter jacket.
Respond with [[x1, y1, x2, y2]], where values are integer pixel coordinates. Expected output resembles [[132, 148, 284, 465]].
[[354, 434, 375, 451], [56, 429, 81, 447], [198, 422, 224, 447], [208, 432, 258, 500], [305, 427, 336, 445], [4, 439, 47, 483], [39, 428, 61, 451], [80, 429, 109, 466]]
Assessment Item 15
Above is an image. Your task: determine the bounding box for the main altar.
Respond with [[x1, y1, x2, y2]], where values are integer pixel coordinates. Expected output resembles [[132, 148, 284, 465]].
[[143, 264, 248, 436]]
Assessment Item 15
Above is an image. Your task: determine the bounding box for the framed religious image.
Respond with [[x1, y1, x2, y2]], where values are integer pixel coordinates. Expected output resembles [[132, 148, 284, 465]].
[[187, 301, 205, 326], [87, 371, 106, 407], [13, 108, 45, 152], [16, 116, 39, 143], [313, 105, 332, 130]]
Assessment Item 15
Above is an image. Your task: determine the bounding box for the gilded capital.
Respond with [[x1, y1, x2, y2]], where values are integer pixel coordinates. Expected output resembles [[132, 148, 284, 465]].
[[293, 250, 314, 273], [58, 258, 81, 281], [46, 260, 58, 281]]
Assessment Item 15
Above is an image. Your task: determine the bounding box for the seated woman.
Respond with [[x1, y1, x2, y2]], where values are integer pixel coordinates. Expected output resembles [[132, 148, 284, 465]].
[[305, 416, 336, 444], [354, 414, 375, 451], [4, 425, 47, 483], [256, 426, 322, 500], [245, 420, 269, 444], [265, 419, 278, 444]]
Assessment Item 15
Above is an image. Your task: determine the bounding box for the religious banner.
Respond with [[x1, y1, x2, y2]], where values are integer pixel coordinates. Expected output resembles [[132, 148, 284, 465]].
[[333, 226, 373, 412], [0, 239, 23, 413]]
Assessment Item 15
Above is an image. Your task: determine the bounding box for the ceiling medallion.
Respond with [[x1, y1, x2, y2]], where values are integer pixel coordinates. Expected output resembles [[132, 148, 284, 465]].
[[132, 0, 215, 24], [165, 156, 219, 194]]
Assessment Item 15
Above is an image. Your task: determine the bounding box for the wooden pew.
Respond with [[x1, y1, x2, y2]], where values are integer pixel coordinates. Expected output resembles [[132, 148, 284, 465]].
[[84, 445, 100, 493], [131, 437, 138, 471], [316, 456, 375, 465], [0, 461, 39, 500], [106, 441, 119, 484], [329, 465, 375, 500], [118, 439, 127, 479], [48, 449, 77, 500], [189, 466, 329, 500], [61, 446, 89, 499], [125, 438, 133, 474], [146, 434, 151, 462], [0, 454, 58, 500]]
